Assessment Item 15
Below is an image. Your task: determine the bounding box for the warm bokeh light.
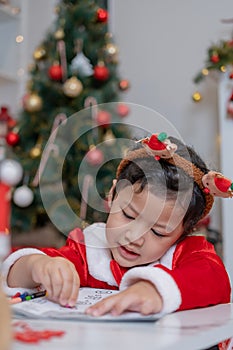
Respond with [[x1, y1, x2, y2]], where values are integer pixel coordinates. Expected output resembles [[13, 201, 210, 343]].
[[16, 35, 24, 43]]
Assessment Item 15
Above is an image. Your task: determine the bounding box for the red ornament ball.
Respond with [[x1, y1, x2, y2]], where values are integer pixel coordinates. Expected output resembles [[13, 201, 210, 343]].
[[48, 63, 63, 80], [117, 103, 130, 117], [96, 110, 111, 127], [93, 65, 109, 81], [86, 148, 104, 166], [210, 54, 220, 63], [96, 8, 108, 22], [6, 131, 20, 146]]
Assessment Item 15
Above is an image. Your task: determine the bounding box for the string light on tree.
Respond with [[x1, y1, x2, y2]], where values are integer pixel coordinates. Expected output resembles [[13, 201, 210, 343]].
[[192, 91, 202, 102]]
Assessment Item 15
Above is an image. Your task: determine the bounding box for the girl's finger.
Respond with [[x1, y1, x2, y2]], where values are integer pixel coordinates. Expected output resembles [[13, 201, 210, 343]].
[[49, 268, 63, 301], [58, 264, 79, 306], [86, 293, 125, 316]]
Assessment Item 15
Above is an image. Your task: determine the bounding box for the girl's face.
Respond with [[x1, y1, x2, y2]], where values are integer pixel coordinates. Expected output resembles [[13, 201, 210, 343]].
[[106, 184, 184, 267]]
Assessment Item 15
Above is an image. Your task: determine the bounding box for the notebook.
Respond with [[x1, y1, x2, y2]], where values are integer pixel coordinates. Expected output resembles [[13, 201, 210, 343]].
[[11, 287, 164, 322]]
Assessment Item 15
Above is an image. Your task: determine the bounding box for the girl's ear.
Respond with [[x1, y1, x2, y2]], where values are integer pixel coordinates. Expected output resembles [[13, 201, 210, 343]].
[[108, 179, 117, 208]]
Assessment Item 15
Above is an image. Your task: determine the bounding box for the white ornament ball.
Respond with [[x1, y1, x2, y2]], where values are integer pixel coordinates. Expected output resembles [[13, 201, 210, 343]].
[[0, 159, 23, 186], [13, 185, 34, 207]]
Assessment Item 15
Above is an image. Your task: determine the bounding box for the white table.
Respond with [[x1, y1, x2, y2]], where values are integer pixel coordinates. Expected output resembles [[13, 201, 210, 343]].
[[12, 303, 233, 350]]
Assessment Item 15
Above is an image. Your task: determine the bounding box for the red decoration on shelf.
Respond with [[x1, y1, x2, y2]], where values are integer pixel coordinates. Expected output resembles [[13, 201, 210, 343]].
[[93, 64, 109, 81], [0, 106, 16, 137], [96, 110, 111, 127], [227, 90, 233, 118], [6, 131, 20, 146], [0, 183, 11, 231], [96, 8, 108, 22], [48, 63, 63, 80]]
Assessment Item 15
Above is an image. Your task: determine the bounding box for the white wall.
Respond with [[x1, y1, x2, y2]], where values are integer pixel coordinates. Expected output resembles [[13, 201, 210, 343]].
[[23, 1, 233, 253], [110, 0, 233, 232]]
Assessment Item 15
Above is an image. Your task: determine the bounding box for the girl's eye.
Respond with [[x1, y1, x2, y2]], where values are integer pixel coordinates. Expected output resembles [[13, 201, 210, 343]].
[[151, 228, 165, 237], [122, 209, 135, 220]]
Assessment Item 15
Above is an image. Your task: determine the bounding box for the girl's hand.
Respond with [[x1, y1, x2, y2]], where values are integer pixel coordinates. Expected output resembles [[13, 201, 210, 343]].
[[85, 280, 163, 316], [30, 255, 80, 307]]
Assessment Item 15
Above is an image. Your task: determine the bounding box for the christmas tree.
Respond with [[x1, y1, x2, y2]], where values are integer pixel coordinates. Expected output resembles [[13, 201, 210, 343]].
[[10, 0, 130, 237]]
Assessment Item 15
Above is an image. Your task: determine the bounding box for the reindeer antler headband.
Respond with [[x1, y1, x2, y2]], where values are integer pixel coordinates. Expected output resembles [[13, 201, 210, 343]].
[[116, 132, 233, 219]]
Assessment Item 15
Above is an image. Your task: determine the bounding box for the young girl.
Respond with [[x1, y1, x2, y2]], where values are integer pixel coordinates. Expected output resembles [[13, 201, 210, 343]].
[[2, 132, 232, 317]]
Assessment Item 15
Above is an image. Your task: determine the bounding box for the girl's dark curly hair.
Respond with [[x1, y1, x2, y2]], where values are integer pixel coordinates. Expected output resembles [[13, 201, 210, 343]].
[[113, 137, 212, 235]]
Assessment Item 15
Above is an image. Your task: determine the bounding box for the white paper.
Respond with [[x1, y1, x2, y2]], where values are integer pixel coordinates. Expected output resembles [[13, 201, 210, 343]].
[[11, 287, 163, 321]]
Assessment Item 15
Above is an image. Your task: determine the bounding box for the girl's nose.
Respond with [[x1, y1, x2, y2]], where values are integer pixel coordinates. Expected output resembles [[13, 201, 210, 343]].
[[124, 230, 145, 246]]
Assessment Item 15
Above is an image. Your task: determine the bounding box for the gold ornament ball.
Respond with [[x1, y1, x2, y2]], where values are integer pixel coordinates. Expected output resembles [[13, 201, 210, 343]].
[[54, 28, 65, 40], [104, 43, 119, 63], [192, 91, 202, 102], [63, 77, 83, 98], [30, 146, 42, 158], [33, 46, 46, 60], [24, 93, 43, 112]]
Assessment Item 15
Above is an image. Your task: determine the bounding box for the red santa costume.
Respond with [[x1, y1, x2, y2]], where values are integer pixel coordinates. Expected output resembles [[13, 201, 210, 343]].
[[1, 222, 231, 314]]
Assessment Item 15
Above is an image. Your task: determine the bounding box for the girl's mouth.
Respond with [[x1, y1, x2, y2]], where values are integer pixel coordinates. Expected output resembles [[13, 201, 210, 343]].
[[117, 245, 140, 261]]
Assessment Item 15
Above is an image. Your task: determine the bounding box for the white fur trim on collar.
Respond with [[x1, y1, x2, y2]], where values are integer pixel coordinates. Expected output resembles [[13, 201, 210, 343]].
[[1, 248, 45, 296], [120, 266, 181, 314], [160, 244, 176, 269], [84, 223, 117, 286]]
